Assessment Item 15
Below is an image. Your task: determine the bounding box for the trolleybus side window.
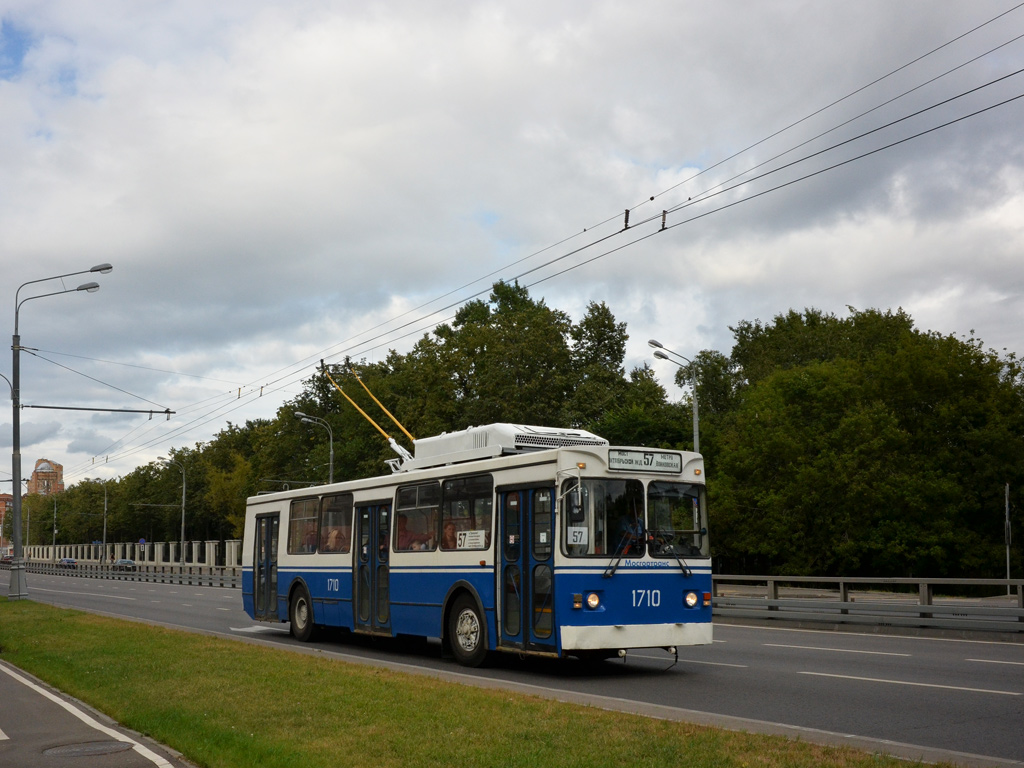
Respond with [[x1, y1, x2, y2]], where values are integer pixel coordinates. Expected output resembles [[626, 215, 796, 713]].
[[561, 479, 645, 557], [441, 474, 493, 550], [394, 482, 440, 551], [287, 498, 319, 554], [319, 493, 353, 553], [647, 482, 708, 557]]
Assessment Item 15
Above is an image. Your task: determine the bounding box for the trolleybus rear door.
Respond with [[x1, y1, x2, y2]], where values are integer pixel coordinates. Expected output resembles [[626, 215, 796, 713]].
[[499, 488, 556, 653], [354, 502, 392, 634], [253, 514, 279, 621]]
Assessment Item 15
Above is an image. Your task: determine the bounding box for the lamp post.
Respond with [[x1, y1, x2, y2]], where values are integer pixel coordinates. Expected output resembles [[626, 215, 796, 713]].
[[51, 495, 57, 559], [648, 339, 700, 454], [295, 411, 334, 484], [85, 477, 109, 563], [1, 372, 10, 554], [9, 263, 112, 600], [158, 457, 186, 569]]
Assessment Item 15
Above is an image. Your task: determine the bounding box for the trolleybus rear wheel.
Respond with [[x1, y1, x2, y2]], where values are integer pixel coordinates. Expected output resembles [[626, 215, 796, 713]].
[[289, 585, 316, 642], [449, 595, 487, 667]]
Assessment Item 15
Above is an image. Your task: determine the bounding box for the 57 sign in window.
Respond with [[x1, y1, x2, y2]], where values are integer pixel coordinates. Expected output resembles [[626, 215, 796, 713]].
[[608, 449, 682, 473]]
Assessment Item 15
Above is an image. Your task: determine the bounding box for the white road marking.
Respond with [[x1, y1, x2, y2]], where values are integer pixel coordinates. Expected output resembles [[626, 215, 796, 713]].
[[723, 622, 1021, 646], [799, 671, 1021, 696], [230, 625, 289, 634], [0, 663, 172, 766], [31, 586, 135, 601], [966, 658, 1024, 667], [765, 643, 910, 657]]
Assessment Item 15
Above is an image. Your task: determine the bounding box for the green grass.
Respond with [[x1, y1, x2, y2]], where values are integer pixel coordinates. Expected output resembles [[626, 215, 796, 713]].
[[0, 599, 940, 768]]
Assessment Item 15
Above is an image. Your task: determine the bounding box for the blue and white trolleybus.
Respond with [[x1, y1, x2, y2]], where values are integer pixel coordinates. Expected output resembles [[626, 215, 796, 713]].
[[241, 423, 711, 666]]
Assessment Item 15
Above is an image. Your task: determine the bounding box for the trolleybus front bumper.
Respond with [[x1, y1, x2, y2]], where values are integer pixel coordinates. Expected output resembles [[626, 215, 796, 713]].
[[560, 620, 712, 651]]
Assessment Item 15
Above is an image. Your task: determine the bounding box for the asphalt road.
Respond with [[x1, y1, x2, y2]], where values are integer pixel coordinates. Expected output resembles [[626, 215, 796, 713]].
[[20, 572, 1024, 766]]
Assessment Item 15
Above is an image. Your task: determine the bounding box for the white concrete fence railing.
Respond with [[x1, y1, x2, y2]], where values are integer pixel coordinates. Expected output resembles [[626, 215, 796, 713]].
[[3, 539, 243, 588], [18, 539, 243, 569]]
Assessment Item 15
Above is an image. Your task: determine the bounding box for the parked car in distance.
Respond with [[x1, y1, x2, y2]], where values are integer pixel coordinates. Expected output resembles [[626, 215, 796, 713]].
[[0, 554, 13, 565], [57, 557, 77, 569], [112, 558, 136, 572]]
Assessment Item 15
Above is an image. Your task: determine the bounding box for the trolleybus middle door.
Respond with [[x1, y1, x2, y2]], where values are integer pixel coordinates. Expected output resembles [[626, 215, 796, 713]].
[[253, 513, 279, 622], [354, 502, 392, 635], [499, 488, 556, 653]]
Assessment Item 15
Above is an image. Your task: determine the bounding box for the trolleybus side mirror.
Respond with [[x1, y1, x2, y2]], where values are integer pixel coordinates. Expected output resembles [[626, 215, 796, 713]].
[[568, 488, 584, 524]]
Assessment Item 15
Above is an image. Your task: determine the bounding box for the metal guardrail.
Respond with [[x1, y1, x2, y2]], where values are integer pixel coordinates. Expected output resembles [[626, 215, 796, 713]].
[[712, 575, 1024, 634], [2, 561, 242, 589]]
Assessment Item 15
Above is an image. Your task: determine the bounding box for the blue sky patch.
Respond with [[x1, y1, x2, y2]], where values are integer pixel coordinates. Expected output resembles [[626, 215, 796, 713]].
[[0, 19, 32, 80], [473, 209, 500, 229]]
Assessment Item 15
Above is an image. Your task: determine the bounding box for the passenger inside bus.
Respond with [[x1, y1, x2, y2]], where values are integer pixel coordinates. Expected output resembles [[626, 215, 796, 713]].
[[395, 513, 433, 551], [303, 526, 318, 553], [440, 521, 458, 550], [321, 526, 350, 553]]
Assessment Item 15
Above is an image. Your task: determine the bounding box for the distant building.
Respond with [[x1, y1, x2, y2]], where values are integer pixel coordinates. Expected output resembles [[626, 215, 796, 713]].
[[27, 459, 64, 496]]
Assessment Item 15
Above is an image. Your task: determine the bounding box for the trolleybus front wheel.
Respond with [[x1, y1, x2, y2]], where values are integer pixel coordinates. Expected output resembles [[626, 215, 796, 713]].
[[289, 585, 317, 642], [449, 595, 488, 667]]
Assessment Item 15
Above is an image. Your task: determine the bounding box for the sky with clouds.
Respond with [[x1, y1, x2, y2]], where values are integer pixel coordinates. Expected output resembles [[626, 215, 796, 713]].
[[1, 1, 1022, 487]]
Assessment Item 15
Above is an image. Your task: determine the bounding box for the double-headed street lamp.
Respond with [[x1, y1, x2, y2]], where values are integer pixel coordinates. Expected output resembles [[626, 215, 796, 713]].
[[295, 411, 334, 484], [158, 457, 187, 569], [9, 263, 113, 600], [648, 339, 700, 454]]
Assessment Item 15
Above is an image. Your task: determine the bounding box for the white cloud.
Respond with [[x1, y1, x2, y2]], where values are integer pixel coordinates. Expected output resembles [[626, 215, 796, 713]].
[[0, 0, 1022, 483]]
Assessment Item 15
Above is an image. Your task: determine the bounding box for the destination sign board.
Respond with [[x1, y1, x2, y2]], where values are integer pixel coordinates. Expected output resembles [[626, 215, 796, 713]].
[[608, 449, 682, 473]]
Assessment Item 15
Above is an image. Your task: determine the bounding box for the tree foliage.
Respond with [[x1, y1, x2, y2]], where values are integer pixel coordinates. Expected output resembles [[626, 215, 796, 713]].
[[709, 308, 1024, 577], [26, 289, 1022, 581]]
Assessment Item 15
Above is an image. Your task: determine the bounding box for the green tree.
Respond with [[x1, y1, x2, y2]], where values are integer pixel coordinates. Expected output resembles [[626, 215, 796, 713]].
[[568, 301, 629, 428], [710, 308, 1024, 577], [591, 365, 690, 448]]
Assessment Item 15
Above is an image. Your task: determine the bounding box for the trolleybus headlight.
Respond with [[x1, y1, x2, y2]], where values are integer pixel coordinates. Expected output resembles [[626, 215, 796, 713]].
[[684, 591, 699, 608], [586, 593, 601, 609]]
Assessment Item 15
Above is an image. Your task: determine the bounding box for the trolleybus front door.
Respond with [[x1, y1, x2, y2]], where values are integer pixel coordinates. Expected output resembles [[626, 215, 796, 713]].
[[354, 502, 391, 634], [499, 488, 556, 653], [253, 514, 279, 621]]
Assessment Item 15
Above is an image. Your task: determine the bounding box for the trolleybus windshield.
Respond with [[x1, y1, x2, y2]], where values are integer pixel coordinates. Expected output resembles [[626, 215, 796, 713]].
[[561, 478, 707, 558]]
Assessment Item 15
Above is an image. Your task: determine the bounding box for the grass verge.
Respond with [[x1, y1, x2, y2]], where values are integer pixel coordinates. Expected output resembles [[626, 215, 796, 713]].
[[0, 599, 938, 768]]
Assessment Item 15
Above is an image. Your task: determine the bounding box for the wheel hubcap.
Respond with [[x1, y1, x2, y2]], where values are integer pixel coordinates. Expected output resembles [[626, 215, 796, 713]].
[[455, 609, 480, 652]]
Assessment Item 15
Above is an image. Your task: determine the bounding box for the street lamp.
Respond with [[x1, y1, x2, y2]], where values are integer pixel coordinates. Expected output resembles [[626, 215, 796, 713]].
[[85, 477, 109, 563], [648, 339, 700, 454], [158, 457, 186, 569], [1, 372, 10, 554], [295, 411, 334, 484], [9, 263, 112, 600]]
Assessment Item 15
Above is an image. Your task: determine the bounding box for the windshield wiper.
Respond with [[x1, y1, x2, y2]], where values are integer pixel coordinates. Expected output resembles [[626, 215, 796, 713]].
[[602, 532, 628, 578], [650, 529, 692, 578]]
